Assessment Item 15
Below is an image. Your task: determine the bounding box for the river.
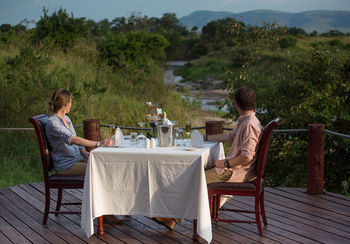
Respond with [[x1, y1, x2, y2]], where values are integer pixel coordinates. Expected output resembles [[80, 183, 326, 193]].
[[164, 61, 229, 112]]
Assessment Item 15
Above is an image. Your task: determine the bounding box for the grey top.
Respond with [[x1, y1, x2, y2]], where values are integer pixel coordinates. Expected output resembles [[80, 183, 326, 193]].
[[45, 114, 85, 171]]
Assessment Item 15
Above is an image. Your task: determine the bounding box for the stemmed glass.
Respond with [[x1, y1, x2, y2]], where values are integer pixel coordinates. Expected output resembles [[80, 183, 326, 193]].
[[137, 122, 146, 147], [145, 102, 162, 138], [177, 128, 184, 147], [185, 121, 191, 146]]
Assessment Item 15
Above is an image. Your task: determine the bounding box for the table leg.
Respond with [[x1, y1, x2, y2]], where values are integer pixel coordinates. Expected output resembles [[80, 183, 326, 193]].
[[192, 219, 200, 242], [98, 216, 104, 236]]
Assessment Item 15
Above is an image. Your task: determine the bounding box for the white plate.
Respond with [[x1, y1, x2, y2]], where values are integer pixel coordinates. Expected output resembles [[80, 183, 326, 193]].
[[184, 147, 201, 151]]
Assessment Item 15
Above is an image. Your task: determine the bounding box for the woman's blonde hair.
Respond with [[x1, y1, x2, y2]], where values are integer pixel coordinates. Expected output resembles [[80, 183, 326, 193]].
[[49, 88, 71, 113]]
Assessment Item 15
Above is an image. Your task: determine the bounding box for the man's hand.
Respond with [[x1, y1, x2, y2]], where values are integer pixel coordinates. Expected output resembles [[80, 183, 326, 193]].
[[214, 159, 225, 168]]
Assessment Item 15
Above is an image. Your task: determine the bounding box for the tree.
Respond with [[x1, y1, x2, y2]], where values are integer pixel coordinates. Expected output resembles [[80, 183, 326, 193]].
[[34, 8, 87, 48], [97, 30, 169, 71], [201, 18, 239, 51]]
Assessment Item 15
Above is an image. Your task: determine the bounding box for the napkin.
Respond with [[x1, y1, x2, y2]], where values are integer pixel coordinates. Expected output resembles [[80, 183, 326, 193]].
[[113, 127, 124, 146], [162, 118, 173, 125], [190, 130, 204, 148]]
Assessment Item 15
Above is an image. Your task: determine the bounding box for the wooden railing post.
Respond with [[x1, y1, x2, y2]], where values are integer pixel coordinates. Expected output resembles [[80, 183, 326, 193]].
[[83, 119, 100, 152], [307, 124, 324, 195], [205, 121, 223, 135]]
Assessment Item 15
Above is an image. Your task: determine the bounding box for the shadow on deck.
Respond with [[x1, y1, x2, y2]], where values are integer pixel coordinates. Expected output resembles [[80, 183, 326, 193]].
[[0, 183, 350, 243]]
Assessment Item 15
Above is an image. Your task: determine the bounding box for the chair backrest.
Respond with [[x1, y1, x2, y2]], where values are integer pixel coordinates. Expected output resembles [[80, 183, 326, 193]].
[[255, 118, 281, 189], [29, 114, 53, 182]]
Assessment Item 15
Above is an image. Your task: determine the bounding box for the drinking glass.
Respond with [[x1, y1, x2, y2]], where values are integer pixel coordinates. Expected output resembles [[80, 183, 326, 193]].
[[185, 121, 191, 138], [110, 124, 116, 136], [130, 132, 138, 146], [177, 128, 184, 147], [137, 122, 147, 147]]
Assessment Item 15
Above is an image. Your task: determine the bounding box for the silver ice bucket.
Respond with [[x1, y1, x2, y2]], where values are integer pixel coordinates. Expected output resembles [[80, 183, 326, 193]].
[[157, 125, 176, 147]]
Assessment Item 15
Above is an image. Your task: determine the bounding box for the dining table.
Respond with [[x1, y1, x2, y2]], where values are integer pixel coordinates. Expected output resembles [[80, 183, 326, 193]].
[[81, 139, 225, 243]]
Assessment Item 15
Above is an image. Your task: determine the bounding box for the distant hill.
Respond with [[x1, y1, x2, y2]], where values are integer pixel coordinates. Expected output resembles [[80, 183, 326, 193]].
[[179, 10, 350, 33]]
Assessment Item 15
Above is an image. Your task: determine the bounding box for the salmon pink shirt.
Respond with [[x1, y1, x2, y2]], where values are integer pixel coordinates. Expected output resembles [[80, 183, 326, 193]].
[[215, 112, 263, 182]]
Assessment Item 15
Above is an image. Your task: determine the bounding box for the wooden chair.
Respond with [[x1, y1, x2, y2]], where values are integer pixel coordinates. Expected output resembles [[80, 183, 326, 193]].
[[207, 118, 281, 236], [29, 114, 84, 224]]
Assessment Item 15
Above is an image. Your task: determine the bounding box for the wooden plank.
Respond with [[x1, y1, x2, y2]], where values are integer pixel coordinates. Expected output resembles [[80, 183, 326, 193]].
[[323, 191, 350, 202], [20, 184, 120, 244], [29, 183, 153, 244], [276, 187, 350, 214], [17, 183, 110, 244], [285, 188, 350, 207], [262, 194, 350, 239], [122, 216, 187, 244], [2, 187, 86, 244], [227, 195, 350, 243], [272, 187, 350, 217], [211, 216, 300, 244], [0, 192, 66, 243], [265, 188, 350, 226], [7, 185, 88, 244], [264, 190, 350, 234], [0, 231, 12, 244], [0, 216, 31, 244], [0, 203, 49, 243]]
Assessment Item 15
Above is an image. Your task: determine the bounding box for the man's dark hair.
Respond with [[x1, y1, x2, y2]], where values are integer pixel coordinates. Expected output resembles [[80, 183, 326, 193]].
[[234, 86, 256, 110]]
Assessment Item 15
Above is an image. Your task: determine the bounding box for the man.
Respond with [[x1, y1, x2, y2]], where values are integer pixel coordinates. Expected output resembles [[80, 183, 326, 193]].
[[153, 86, 263, 230], [206, 86, 263, 186]]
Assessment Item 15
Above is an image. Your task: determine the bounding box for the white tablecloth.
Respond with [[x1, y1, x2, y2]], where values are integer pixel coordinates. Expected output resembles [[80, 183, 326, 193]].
[[81, 141, 224, 243]]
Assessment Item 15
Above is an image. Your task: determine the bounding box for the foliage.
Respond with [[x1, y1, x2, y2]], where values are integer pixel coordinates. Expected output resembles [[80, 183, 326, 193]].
[[97, 30, 169, 72], [0, 44, 106, 127], [33, 8, 87, 49], [0, 131, 42, 188], [177, 21, 350, 193], [278, 35, 298, 48], [201, 18, 239, 51]]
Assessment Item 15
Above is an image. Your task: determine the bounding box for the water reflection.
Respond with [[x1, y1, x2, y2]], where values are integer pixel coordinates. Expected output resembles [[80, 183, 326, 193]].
[[165, 61, 228, 112]]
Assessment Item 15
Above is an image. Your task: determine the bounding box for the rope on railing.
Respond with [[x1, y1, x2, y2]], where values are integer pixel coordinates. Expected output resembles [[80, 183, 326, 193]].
[[1, 126, 349, 139], [0, 128, 34, 131], [273, 129, 308, 133], [325, 129, 350, 139]]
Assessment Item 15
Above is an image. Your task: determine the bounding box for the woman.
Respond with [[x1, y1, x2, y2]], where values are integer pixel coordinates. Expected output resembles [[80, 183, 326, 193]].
[[45, 88, 113, 176]]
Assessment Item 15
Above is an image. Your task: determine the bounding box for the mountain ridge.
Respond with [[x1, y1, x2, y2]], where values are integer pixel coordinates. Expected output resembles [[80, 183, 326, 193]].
[[179, 10, 350, 33]]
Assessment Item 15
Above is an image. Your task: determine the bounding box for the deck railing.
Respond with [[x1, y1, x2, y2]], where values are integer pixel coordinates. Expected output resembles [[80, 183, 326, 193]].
[[1, 119, 349, 195]]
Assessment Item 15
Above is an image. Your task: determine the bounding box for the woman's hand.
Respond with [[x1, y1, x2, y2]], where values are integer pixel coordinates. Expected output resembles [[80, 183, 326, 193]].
[[101, 138, 113, 146], [80, 148, 90, 159]]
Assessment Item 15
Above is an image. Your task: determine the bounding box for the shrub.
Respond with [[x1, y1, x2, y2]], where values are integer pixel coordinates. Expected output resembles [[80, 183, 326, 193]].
[[278, 35, 298, 48], [33, 8, 87, 49], [97, 31, 169, 70]]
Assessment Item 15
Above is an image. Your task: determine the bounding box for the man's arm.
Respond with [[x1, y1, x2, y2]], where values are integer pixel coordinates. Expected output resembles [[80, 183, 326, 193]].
[[214, 155, 250, 168], [207, 130, 235, 143]]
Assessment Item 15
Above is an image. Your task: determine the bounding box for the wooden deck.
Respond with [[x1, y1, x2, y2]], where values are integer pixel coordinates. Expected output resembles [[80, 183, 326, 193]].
[[0, 183, 349, 243]]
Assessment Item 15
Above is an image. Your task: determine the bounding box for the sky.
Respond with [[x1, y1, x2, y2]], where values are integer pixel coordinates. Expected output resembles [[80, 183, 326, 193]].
[[1, 0, 350, 26]]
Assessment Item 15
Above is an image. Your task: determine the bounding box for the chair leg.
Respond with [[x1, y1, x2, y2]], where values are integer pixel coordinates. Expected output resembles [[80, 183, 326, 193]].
[[55, 188, 63, 215], [209, 193, 214, 219], [215, 195, 221, 221], [255, 196, 263, 236], [260, 191, 267, 225], [43, 186, 50, 224]]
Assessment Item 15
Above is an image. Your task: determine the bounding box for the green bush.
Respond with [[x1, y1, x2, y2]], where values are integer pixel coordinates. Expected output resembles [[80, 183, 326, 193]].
[[33, 8, 87, 49], [328, 39, 343, 47], [278, 35, 298, 48], [97, 31, 169, 71]]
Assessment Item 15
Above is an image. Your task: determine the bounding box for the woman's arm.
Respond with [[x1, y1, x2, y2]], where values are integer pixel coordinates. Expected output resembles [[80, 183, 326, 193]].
[[70, 136, 113, 147]]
